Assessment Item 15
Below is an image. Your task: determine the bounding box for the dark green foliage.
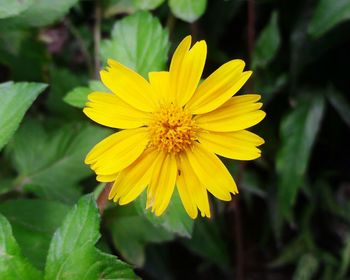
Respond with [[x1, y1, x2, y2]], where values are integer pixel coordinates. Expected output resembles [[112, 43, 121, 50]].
[[0, 214, 43, 279], [0, 82, 47, 151], [276, 93, 325, 218], [44, 195, 137, 279], [0, 0, 349, 279], [0, 199, 70, 269], [100, 11, 169, 77]]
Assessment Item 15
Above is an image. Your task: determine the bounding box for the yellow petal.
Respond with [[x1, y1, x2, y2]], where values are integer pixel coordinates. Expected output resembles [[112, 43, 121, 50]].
[[83, 92, 150, 129], [147, 152, 177, 216], [176, 175, 198, 219], [148, 71, 171, 104], [109, 149, 158, 204], [177, 154, 211, 218], [146, 152, 165, 209], [195, 94, 266, 132], [86, 128, 149, 175], [176, 158, 197, 219], [100, 59, 157, 112], [198, 130, 264, 160], [169, 35, 192, 78], [96, 173, 118, 182], [170, 38, 207, 106], [186, 59, 252, 114], [185, 143, 238, 200]]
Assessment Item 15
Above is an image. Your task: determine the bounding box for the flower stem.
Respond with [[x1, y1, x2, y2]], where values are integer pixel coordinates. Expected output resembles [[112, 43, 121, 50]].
[[230, 162, 246, 280], [93, 0, 101, 79], [166, 14, 176, 39], [230, 1, 256, 278], [247, 0, 256, 61], [97, 182, 112, 214]]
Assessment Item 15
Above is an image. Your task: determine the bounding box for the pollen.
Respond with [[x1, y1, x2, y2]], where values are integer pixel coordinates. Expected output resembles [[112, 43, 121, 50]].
[[148, 104, 198, 154]]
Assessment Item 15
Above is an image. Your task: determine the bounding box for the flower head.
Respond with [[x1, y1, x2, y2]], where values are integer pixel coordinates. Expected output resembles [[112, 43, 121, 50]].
[[84, 36, 265, 218]]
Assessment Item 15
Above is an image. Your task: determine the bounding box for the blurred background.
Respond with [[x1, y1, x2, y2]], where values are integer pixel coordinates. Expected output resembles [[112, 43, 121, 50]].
[[0, 0, 350, 279]]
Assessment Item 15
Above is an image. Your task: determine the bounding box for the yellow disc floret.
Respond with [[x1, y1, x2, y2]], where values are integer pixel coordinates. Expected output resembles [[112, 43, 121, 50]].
[[149, 104, 197, 154]]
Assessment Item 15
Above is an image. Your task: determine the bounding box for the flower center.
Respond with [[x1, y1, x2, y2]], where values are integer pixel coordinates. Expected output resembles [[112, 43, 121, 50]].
[[149, 104, 197, 154]]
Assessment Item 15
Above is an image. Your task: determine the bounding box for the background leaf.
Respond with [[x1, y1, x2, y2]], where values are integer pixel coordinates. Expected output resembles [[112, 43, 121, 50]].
[[63, 87, 91, 108], [0, 0, 33, 19], [63, 80, 109, 109], [0, 82, 47, 152], [6, 120, 110, 203], [44, 195, 100, 279], [84, 250, 138, 280], [0, 199, 70, 269], [0, 1, 350, 278], [169, 0, 207, 23], [292, 254, 319, 280], [276, 92, 325, 217], [44, 194, 137, 279], [252, 12, 280, 69], [308, 0, 350, 38], [103, 0, 137, 17], [106, 203, 174, 267], [0, 0, 79, 28], [338, 235, 350, 279], [182, 219, 230, 267], [134, 0, 165, 10], [100, 11, 169, 77], [46, 67, 85, 118], [136, 190, 194, 238], [327, 87, 350, 128], [103, 0, 165, 17], [0, 214, 43, 280]]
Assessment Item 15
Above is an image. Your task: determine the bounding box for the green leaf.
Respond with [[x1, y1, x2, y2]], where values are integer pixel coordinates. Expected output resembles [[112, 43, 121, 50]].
[[63, 80, 109, 109], [0, 29, 24, 56], [182, 219, 230, 267], [269, 237, 308, 267], [338, 235, 350, 278], [0, 199, 70, 269], [103, 0, 137, 17], [88, 80, 109, 92], [106, 203, 174, 267], [46, 67, 85, 118], [252, 12, 280, 69], [0, 82, 47, 152], [169, 0, 207, 23], [293, 254, 319, 280], [133, 0, 165, 10], [276, 92, 325, 217], [0, 214, 43, 280], [44, 194, 137, 279], [44, 195, 100, 278], [255, 71, 287, 104], [7, 120, 110, 203], [84, 250, 138, 280], [136, 190, 194, 238], [327, 88, 350, 128], [103, 0, 165, 17], [0, 0, 79, 28], [0, 0, 33, 19], [63, 87, 91, 108], [308, 0, 350, 38], [0, 33, 47, 81], [100, 11, 169, 77], [0, 178, 13, 195]]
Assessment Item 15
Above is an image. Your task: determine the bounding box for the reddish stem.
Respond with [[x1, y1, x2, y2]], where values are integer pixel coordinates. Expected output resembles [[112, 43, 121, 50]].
[[97, 182, 112, 214], [230, 162, 246, 280], [247, 0, 256, 59]]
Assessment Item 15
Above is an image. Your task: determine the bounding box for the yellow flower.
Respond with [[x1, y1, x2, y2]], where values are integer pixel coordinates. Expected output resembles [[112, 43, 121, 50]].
[[84, 36, 265, 218]]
